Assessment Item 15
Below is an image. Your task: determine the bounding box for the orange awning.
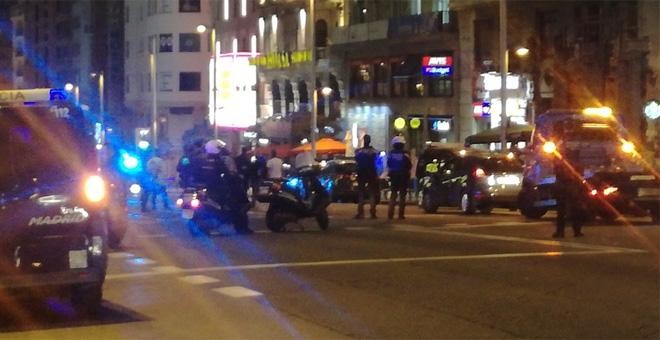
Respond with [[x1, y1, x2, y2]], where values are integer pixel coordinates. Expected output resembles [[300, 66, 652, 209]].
[[291, 138, 346, 155]]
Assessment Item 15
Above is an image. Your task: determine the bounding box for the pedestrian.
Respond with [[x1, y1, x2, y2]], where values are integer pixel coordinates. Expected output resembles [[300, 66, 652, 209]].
[[354, 134, 379, 219], [266, 149, 283, 180], [235, 146, 252, 189], [145, 150, 170, 211], [552, 125, 586, 238], [387, 136, 412, 220]]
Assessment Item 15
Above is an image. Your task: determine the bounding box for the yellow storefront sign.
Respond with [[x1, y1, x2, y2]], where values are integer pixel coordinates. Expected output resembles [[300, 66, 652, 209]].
[[249, 50, 311, 69]]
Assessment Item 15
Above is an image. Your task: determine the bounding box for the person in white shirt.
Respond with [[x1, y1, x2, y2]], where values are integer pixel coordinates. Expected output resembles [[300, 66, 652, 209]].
[[266, 149, 283, 180]]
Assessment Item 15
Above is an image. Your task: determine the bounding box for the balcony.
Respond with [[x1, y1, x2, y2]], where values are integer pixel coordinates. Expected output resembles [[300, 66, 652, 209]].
[[330, 11, 457, 45]]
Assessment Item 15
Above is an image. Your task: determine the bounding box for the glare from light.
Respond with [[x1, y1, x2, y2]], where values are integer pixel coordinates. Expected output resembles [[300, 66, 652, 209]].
[[176, 198, 183, 206], [64, 83, 74, 92], [582, 107, 613, 118], [191, 198, 200, 208], [241, 0, 246, 16], [138, 140, 150, 150], [129, 183, 142, 195], [320, 160, 327, 168], [196, 24, 207, 33], [590, 189, 598, 196], [321, 87, 333, 97], [258, 138, 269, 146], [84, 175, 106, 203], [542, 141, 557, 154], [474, 168, 486, 178], [515, 47, 530, 57], [95, 143, 103, 150], [459, 149, 467, 157], [506, 152, 515, 160], [122, 154, 139, 169], [603, 186, 618, 196], [223, 0, 229, 20], [621, 140, 635, 154], [410, 118, 421, 129]]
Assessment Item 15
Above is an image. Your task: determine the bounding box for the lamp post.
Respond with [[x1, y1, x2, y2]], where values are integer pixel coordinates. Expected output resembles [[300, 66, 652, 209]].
[[310, 0, 317, 159], [150, 37, 158, 148], [321, 86, 332, 118], [197, 24, 218, 140], [499, 0, 508, 150]]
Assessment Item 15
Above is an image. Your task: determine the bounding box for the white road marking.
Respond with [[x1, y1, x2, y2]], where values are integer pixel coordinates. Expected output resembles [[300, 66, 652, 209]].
[[151, 266, 181, 273], [213, 286, 263, 298], [391, 224, 647, 253], [126, 257, 157, 265], [106, 249, 631, 281], [108, 252, 134, 259], [345, 227, 372, 231], [179, 275, 220, 285], [137, 233, 170, 238]]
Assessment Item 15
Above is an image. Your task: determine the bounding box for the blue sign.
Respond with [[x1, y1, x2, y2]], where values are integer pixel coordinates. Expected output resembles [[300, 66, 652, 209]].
[[423, 66, 452, 77]]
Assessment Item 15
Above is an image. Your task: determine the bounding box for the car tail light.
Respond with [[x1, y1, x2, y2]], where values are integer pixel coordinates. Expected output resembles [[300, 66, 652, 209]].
[[84, 175, 106, 203], [473, 168, 486, 178], [190, 198, 200, 209]]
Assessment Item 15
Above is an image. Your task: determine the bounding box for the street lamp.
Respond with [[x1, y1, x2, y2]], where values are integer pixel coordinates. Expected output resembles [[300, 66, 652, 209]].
[[321, 86, 332, 118], [197, 24, 218, 139]]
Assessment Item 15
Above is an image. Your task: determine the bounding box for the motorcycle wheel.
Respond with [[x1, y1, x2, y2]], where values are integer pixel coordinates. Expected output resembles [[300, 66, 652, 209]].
[[316, 210, 329, 230], [266, 207, 286, 232]]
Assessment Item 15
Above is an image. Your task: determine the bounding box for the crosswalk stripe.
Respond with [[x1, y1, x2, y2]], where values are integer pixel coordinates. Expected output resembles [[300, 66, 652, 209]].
[[212, 286, 263, 298], [179, 275, 220, 285]]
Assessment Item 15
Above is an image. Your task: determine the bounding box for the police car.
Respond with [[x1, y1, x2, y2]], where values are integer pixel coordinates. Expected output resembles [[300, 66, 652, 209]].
[[518, 107, 659, 222], [0, 88, 108, 315]]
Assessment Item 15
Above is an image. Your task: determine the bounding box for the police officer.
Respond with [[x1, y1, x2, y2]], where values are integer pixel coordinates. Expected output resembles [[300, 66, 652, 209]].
[[201, 140, 253, 235], [552, 133, 586, 238], [387, 136, 412, 220], [354, 134, 379, 219]]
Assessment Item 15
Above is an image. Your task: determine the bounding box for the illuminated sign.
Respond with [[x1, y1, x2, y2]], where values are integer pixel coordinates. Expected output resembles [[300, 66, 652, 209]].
[[212, 53, 258, 129], [249, 50, 311, 69], [422, 56, 453, 77], [432, 119, 451, 132]]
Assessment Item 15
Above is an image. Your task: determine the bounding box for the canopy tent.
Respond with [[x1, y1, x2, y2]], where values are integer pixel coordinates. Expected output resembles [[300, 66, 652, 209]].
[[291, 138, 346, 155], [464, 124, 533, 146]]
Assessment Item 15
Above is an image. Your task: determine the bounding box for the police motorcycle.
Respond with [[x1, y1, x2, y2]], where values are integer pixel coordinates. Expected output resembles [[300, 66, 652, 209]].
[[0, 88, 109, 315], [177, 140, 253, 235], [518, 107, 660, 222], [257, 166, 332, 232]]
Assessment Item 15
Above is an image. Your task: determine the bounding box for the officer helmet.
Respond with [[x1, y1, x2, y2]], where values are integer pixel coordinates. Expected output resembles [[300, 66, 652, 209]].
[[204, 139, 226, 155], [391, 135, 406, 146]]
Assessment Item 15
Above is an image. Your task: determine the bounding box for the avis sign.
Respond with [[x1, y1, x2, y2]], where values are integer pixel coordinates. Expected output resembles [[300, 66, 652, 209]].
[[422, 56, 453, 77]]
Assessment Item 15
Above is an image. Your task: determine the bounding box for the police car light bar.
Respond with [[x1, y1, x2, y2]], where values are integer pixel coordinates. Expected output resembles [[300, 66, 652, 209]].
[[0, 88, 68, 105]]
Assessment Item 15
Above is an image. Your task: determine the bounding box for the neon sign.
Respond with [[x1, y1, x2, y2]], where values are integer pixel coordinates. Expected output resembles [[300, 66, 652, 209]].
[[422, 56, 453, 77]]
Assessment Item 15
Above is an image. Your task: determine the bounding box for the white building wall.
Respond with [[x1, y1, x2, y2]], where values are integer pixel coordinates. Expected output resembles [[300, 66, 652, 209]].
[[124, 0, 212, 151]]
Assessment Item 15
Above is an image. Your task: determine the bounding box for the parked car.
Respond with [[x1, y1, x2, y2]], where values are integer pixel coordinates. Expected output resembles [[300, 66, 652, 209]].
[[417, 144, 523, 214], [320, 158, 359, 202]]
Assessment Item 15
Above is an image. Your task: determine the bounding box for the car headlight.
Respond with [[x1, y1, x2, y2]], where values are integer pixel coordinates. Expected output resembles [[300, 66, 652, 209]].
[[84, 175, 106, 203], [542, 141, 557, 154], [487, 175, 496, 186], [621, 140, 635, 154]]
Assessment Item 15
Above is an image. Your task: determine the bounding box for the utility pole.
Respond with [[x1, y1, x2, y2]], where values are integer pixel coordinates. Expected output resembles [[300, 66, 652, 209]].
[[499, 0, 508, 150]]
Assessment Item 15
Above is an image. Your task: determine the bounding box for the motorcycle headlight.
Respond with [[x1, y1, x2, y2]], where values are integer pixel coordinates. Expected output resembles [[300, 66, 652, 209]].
[[84, 175, 106, 203]]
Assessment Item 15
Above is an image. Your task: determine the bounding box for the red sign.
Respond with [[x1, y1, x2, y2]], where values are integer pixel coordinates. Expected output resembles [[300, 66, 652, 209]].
[[422, 56, 453, 67]]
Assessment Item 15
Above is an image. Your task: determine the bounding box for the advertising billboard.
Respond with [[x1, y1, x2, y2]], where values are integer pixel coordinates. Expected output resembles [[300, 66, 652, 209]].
[[210, 53, 257, 129]]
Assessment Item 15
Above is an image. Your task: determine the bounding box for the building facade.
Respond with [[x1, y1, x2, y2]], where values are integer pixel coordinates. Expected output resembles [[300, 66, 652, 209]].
[[124, 0, 212, 151]]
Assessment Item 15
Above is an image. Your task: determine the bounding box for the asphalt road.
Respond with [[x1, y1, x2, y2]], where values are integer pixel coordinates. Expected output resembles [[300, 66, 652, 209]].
[[1, 198, 658, 339]]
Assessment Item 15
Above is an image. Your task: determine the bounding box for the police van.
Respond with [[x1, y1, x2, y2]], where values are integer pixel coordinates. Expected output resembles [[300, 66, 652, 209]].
[[518, 107, 659, 222], [0, 88, 108, 315]]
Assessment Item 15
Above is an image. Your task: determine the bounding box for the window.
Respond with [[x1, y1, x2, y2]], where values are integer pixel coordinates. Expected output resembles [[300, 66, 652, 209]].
[[160, 0, 172, 13], [179, 72, 201, 91], [179, 0, 200, 12], [170, 107, 194, 115], [179, 33, 200, 52], [223, 0, 229, 21], [373, 61, 388, 97], [159, 72, 173, 91], [391, 61, 407, 97], [147, 0, 157, 15], [159, 34, 173, 52], [349, 64, 371, 98], [428, 78, 452, 97]]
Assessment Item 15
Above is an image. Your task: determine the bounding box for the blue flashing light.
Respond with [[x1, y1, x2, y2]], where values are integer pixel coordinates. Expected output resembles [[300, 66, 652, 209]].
[[138, 140, 150, 150], [118, 151, 141, 174]]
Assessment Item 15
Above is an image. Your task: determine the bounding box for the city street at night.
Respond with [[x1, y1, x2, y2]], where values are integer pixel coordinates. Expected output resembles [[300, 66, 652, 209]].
[[1, 200, 657, 339]]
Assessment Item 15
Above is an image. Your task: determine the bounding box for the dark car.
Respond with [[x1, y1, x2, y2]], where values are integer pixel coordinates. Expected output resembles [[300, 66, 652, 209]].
[[0, 89, 109, 315], [320, 158, 359, 202], [417, 144, 523, 214]]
